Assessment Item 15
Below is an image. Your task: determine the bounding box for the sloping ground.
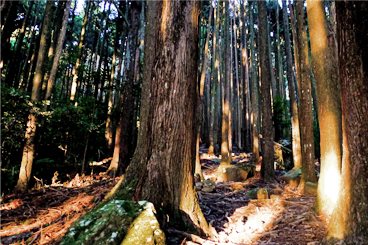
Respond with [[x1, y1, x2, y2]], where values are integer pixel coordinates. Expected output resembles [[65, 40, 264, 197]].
[[1, 152, 328, 245], [1, 174, 120, 245], [167, 152, 328, 245]]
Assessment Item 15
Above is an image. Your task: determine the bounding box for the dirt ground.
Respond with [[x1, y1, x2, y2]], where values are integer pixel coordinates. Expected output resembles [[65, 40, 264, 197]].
[[1, 153, 328, 245]]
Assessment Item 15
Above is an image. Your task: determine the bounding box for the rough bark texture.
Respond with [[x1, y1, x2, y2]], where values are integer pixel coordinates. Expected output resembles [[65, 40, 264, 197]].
[[282, 0, 302, 170], [258, 0, 275, 181], [110, 1, 214, 236], [249, 1, 260, 164], [14, 1, 54, 193], [295, 1, 317, 186], [307, 0, 342, 217], [323, 2, 368, 244]]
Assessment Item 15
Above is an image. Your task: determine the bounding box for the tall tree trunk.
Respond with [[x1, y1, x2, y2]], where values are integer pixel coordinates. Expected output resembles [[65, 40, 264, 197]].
[[6, 1, 34, 88], [217, 0, 231, 182], [14, 1, 54, 193], [233, 16, 241, 150], [282, 0, 302, 169], [195, 6, 213, 179], [241, 2, 251, 152], [258, 0, 275, 181], [323, 2, 368, 243], [109, 1, 215, 236], [289, 1, 300, 96], [70, 1, 90, 102], [249, 1, 260, 164], [295, 0, 317, 187], [44, 0, 71, 112], [307, 0, 342, 217], [107, 2, 141, 177], [209, 6, 217, 156]]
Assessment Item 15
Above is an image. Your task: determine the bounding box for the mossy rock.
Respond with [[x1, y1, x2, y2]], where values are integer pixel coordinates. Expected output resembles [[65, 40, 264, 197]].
[[202, 179, 216, 193], [59, 200, 164, 245], [235, 163, 256, 178], [223, 163, 256, 182], [257, 188, 269, 200], [280, 168, 302, 187], [121, 202, 165, 245], [246, 188, 260, 199]]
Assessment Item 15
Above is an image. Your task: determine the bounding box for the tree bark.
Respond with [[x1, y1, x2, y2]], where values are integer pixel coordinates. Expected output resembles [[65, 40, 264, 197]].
[[110, 1, 214, 236], [218, 1, 232, 181], [249, 1, 260, 164], [307, 0, 342, 217], [282, 0, 302, 169], [14, 1, 54, 193], [258, 0, 275, 181], [44, 0, 72, 112], [295, 0, 317, 187], [323, 2, 368, 243], [70, 1, 90, 102]]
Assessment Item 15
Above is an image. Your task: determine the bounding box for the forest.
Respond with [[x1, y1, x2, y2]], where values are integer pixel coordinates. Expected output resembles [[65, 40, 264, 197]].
[[1, 0, 368, 244]]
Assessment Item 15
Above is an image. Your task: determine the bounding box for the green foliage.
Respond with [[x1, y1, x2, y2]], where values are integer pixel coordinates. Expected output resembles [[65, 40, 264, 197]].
[[1, 83, 113, 193]]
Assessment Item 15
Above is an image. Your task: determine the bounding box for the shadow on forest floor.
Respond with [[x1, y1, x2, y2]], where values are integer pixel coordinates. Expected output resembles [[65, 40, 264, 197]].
[[167, 146, 328, 245], [0, 172, 120, 245], [1, 150, 328, 245]]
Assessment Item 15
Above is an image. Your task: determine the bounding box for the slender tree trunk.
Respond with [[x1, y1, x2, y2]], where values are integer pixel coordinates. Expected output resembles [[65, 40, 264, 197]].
[[282, 0, 302, 169], [217, 0, 232, 182], [249, 1, 260, 164], [241, 2, 251, 152], [258, 0, 275, 181], [195, 6, 213, 179], [233, 16, 241, 150], [6, 1, 34, 88], [14, 1, 53, 193], [44, 0, 71, 112], [323, 2, 368, 243], [209, 7, 216, 156], [295, 0, 317, 187], [289, 1, 300, 97], [70, 1, 90, 102], [110, 1, 215, 236]]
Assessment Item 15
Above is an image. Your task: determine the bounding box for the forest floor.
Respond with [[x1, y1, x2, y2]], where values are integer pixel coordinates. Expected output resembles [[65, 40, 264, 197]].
[[1, 151, 328, 245]]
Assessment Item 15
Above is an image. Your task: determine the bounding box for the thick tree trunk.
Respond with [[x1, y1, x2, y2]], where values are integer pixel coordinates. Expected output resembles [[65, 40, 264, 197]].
[[110, 1, 214, 236], [307, 0, 342, 217], [295, 0, 317, 187], [323, 2, 368, 243], [282, 0, 302, 169], [258, 0, 275, 181], [14, 1, 54, 193], [249, 2, 260, 164]]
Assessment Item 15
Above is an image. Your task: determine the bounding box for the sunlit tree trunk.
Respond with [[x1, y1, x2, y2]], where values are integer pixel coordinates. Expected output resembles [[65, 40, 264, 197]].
[[70, 1, 90, 102], [249, 1, 260, 164], [295, 0, 317, 187], [14, 1, 54, 193], [282, 0, 302, 169], [307, 0, 342, 217], [111, 1, 215, 235], [258, 0, 275, 181], [233, 16, 242, 150], [217, 0, 231, 182], [323, 2, 368, 243]]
